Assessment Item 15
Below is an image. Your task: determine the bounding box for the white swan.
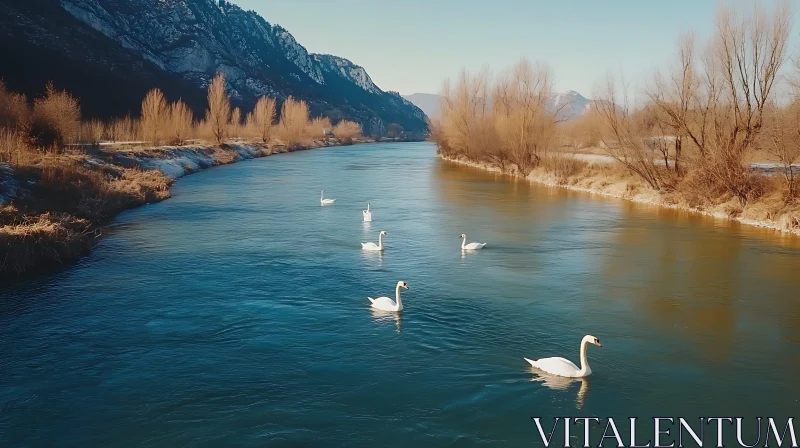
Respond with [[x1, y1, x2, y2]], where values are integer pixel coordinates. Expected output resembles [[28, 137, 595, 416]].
[[368, 281, 408, 312], [460, 233, 486, 250], [361, 231, 386, 251], [320, 190, 335, 205], [363, 203, 372, 222], [524, 335, 602, 378]]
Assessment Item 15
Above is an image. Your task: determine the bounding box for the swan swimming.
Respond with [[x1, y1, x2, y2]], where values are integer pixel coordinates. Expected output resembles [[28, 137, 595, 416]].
[[320, 190, 335, 205], [524, 335, 602, 378], [363, 203, 372, 222], [361, 231, 386, 251], [460, 233, 486, 250], [368, 281, 408, 312]]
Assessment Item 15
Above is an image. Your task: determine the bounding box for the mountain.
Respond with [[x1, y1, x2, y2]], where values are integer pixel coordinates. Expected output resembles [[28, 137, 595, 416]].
[[402, 93, 441, 121], [548, 90, 591, 120], [0, 0, 427, 134], [403, 90, 595, 122]]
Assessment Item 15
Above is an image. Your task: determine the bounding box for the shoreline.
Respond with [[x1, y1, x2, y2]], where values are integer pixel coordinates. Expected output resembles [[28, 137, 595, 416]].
[[0, 138, 374, 277], [440, 154, 800, 237]]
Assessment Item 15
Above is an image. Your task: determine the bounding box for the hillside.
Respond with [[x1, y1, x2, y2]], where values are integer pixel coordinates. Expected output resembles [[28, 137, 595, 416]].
[[0, 0, 427, 134]]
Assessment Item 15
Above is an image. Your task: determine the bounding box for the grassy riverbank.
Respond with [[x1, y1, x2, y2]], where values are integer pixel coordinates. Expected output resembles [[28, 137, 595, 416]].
[[0, 71, 386, 277], [0, 138, 372, 277], [442, 154, 800, 236]]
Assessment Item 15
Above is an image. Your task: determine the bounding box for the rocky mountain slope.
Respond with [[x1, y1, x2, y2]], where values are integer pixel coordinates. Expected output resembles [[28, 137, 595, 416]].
[[403, 90, 594, 122], [0, 0, 427, 134]]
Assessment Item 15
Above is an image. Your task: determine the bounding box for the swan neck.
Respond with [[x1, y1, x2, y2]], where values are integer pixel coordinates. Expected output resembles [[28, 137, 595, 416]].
[[395, 284, 402, 309], [378, 233, 383, 249], [461, 236, 466, 249], [578, 339, 590, 375]]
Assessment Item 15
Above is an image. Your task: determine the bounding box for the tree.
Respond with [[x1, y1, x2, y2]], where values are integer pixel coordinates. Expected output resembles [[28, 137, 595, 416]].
[[229, 107, 242, 138], [206, 73, 231, 144], [32, 82, 81, 148], [141, 88, 168, 143], [169, 100, 193, 145], [647, 2, 793, 203], [493, 58, 558, 176], [247, 96, 276, 143], [387, 123, 403, 139], [276, 97, 310, 148]]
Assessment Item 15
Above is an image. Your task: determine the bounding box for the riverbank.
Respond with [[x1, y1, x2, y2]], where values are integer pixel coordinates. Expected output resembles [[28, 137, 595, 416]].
[[0, 137, 369, 277], [441, 154, 800, 236]]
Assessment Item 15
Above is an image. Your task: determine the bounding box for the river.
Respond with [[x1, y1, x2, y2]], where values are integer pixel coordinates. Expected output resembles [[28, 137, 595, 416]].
[[1, 142, 799, 447]]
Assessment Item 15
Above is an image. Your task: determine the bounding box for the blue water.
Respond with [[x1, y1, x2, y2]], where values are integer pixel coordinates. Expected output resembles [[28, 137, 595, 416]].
[[1, 142, 799, 447]]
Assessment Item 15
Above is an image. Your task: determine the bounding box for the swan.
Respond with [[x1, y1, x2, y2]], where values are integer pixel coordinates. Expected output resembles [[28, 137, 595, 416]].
[[320, 190, 335, 205], [361, 231, 386, 251], [368, 281, 408, 312], [362, 203, 372, 222], [524, 335, 602, 378], [460, 234, 486, 250]]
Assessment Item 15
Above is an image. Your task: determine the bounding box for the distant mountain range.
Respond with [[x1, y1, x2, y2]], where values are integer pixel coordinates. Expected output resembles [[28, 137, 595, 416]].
[[0, 0, 428, 134], [403, 90, 594, 122]]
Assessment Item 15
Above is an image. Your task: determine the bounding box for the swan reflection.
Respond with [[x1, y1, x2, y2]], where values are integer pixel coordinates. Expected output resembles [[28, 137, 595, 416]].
[[360, 249, 383, 265], [529, 369, 589, 409], [370, 308, 402, 332]]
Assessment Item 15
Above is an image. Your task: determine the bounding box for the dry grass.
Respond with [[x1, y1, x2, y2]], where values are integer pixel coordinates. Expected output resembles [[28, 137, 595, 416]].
[[78, 119, 105, 146], [108, 115, 139, 142], [0, 127, 33, 165], [0, 205, 94, 275], [541, 154, 589, 185]]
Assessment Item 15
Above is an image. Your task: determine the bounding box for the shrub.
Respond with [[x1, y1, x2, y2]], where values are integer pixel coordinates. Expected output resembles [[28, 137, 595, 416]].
[[0, 80, 31, 131], [31, 82, 80, 148], [332, 120, 362, 144], [306, 117, 331, 140]]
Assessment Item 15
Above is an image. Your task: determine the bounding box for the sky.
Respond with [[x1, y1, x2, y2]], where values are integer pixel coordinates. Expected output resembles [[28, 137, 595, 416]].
[[233, 0, 797, 98]]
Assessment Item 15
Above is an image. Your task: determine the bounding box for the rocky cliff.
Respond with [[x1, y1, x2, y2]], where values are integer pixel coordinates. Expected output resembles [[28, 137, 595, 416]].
[[0, 0, 428, 133]]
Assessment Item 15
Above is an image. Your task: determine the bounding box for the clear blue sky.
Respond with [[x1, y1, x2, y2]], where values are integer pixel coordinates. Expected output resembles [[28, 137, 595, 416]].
[[232, 0, 796, 98]]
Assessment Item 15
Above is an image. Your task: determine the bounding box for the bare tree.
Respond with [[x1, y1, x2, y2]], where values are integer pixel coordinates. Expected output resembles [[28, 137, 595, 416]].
[[141, 88, 168, 144], [647, 2, 792, 203], [493, 59, 558, 176], [206, 73, 231, 144], [763, 101, 800, 200], [169, 100, 193, 145], [31, 82, 81, 148], [276, 97, 310, 148], [595, 76, 672, 190], [247, 95, 276, 143], [438, 67, 492, 159]]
